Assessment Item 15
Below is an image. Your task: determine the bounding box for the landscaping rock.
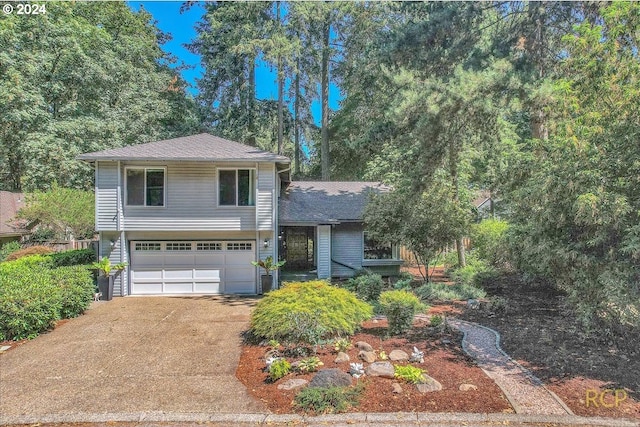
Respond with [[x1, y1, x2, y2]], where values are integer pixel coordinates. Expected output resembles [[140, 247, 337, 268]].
[[0, 345, 11, 353], [264, 349, 280, 361], [334, 352, 350, 364], [359, 350, 376, 363], [388, 349, 409, 362], [355, 341, 374, 352], [416, 375, 442, 393], [309, 368, 352, 388], [392, 382, 403, 394], [459, 383, 478, 391], [365, 361, 395, 378], [277, 379, 308, 391]]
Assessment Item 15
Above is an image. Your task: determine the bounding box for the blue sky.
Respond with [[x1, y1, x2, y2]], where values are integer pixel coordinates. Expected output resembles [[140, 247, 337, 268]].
[[126, 1, 341, 125]]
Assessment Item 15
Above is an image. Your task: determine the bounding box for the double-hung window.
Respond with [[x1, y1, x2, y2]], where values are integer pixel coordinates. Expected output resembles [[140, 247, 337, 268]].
[[126, 168, 165, 207], [219, 169, 255, 206]]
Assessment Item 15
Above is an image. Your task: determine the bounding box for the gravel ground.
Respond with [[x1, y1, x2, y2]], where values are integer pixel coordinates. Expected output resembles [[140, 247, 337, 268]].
[[448, 318, 572, 415]]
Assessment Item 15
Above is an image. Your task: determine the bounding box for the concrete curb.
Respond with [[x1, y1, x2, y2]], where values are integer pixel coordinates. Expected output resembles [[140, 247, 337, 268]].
[[1, 411, 638, 426], [449, 317, 575, 415]]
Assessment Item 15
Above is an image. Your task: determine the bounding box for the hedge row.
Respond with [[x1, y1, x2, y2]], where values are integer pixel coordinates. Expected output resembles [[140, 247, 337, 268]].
[[0, 255, 95, 341]]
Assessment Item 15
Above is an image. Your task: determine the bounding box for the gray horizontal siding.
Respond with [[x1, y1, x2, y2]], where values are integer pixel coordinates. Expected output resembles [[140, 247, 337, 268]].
[[331, 223, 363, 277], [96, 161, 276, 232], [257, 163, 274, 231], [96, 162, 119, 231]]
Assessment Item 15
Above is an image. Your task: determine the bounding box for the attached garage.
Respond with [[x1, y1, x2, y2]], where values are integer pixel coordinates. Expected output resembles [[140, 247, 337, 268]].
[[130, 240, 256, 295]]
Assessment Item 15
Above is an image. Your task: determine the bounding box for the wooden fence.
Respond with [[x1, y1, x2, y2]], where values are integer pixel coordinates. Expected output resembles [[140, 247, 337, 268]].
[[23, 239, 96, 252], [400, 238, 471, 266]]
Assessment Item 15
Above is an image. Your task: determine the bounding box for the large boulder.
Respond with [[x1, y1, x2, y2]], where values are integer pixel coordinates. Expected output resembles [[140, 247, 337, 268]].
[[309, 368, 352, 388], [277, 379, 308, 390], [416, 374, 442, 393], [358, 350, 376, 363], [334, 352, 350, 364], [355, 341, 374, 352], [365, 361, 395, 378], [388, 349, 409, 362]]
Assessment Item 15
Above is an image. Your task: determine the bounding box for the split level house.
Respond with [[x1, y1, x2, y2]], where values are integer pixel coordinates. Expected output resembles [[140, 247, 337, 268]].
[[79, 133, 403, 296]]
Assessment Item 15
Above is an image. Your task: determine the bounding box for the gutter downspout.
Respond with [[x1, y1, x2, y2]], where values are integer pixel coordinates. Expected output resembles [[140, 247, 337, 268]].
[[255, 162, 260, 294], [116, 161, 125, 295], [275, 164, 291, 289]]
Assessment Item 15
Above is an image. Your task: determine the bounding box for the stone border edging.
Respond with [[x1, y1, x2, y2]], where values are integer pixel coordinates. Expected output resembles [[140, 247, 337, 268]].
[[1, 411, 638, 426], [449, 317, 575, 415]]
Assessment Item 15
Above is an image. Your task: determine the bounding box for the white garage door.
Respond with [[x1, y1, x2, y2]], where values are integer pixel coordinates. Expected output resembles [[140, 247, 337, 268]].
[[130, 241, 256, 295]]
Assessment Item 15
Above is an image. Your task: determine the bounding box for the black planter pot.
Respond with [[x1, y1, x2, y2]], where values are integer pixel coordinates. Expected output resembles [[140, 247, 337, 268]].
[[97, 275, 115, 301], [260, 274, 273, 294]]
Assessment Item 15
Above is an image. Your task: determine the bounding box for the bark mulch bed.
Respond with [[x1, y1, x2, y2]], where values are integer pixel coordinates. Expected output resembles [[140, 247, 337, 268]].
[[458, 272, 640, 420], [236, 316, 513, 414]]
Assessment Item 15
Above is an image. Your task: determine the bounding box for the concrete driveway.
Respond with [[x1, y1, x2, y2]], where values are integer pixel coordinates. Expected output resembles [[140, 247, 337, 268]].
[[0, 296, 268, 418]]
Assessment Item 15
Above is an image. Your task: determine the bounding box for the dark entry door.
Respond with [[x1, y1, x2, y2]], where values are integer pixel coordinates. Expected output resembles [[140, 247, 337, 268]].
[[283, 227, 314, 270]]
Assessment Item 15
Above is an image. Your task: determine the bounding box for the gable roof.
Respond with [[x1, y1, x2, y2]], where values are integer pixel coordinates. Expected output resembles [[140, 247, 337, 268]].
[[279, 181, 389, 225], [78, 133, 290, 163], [0, 191, 27, 237]]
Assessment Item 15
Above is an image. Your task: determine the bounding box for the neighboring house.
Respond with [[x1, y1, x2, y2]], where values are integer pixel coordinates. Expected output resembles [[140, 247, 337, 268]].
[[0, 191, 28, 246], [79, 133, 399, 297], [279, 181, 403, 279]]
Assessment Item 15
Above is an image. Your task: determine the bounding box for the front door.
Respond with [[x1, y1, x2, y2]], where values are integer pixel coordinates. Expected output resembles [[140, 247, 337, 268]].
[[281, 227, 314, 270]]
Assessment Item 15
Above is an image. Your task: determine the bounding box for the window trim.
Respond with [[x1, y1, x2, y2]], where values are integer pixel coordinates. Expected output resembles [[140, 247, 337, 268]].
[[124, 166, 167, 208], [217, 168, 256, 207], [362, 231, 398, 261]]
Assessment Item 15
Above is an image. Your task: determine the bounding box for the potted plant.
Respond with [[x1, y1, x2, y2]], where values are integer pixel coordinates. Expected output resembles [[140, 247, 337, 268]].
[[251, 256, 285, 294], [92, 257, 127, 301]]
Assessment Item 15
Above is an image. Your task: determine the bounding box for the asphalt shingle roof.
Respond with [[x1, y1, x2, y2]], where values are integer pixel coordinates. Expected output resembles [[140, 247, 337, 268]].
[[279, 181, 389, 225], [0, 191, 27, 236], [77, 133, 290, 163]]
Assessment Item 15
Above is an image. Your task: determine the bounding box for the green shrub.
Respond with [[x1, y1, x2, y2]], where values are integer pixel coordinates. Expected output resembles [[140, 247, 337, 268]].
[[294, 385, 362, 414], [0, 241, 21, 262], [50, 249, 96, 267], [392, 278, 413, 291], [4, 245, 54, 262], [49, 266, 94, 318], [0, 267, 61, 340], [0, 254, 53, 275], [430, 314, 444, 327], [251, 281, 372, 344], [333, 337, 352, 353], [268, 358, 291, 381], [379, 290, 427, 335], [414, 282, 486, 302], [345, 272, 384, 303], [394, 364, 427, 384], [296, 356, 324, 373], [471, 219, 509, 266], [0, 259, 94, 340]]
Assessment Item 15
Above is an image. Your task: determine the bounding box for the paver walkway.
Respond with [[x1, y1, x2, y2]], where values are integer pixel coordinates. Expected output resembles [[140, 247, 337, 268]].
[[448, 318, 573, 415]]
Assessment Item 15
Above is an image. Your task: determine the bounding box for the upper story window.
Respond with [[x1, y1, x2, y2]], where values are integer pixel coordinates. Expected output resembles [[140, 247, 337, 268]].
[[126, 167, 165, 207], [219, 169, 255, 206], [363, 232, 395, 260]]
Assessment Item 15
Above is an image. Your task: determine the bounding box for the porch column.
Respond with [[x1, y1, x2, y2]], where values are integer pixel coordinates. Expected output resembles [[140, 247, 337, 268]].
[[317, 225, 332, 279]]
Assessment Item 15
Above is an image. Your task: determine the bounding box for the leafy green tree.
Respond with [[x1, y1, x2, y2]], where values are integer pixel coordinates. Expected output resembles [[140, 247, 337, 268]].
[[364, 174, 468, 282], [17, 183, 95, 240], [0, 1, 199, 191], [505, 2, 640, 330]]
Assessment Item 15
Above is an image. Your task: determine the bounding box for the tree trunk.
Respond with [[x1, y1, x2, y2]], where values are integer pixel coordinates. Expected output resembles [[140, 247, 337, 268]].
[[294, 66, 301, 177], [449, 138, 466, 268], [277, 1, 284, 155], [320, 17, 330, 181], [248, 55, 256, 146]]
